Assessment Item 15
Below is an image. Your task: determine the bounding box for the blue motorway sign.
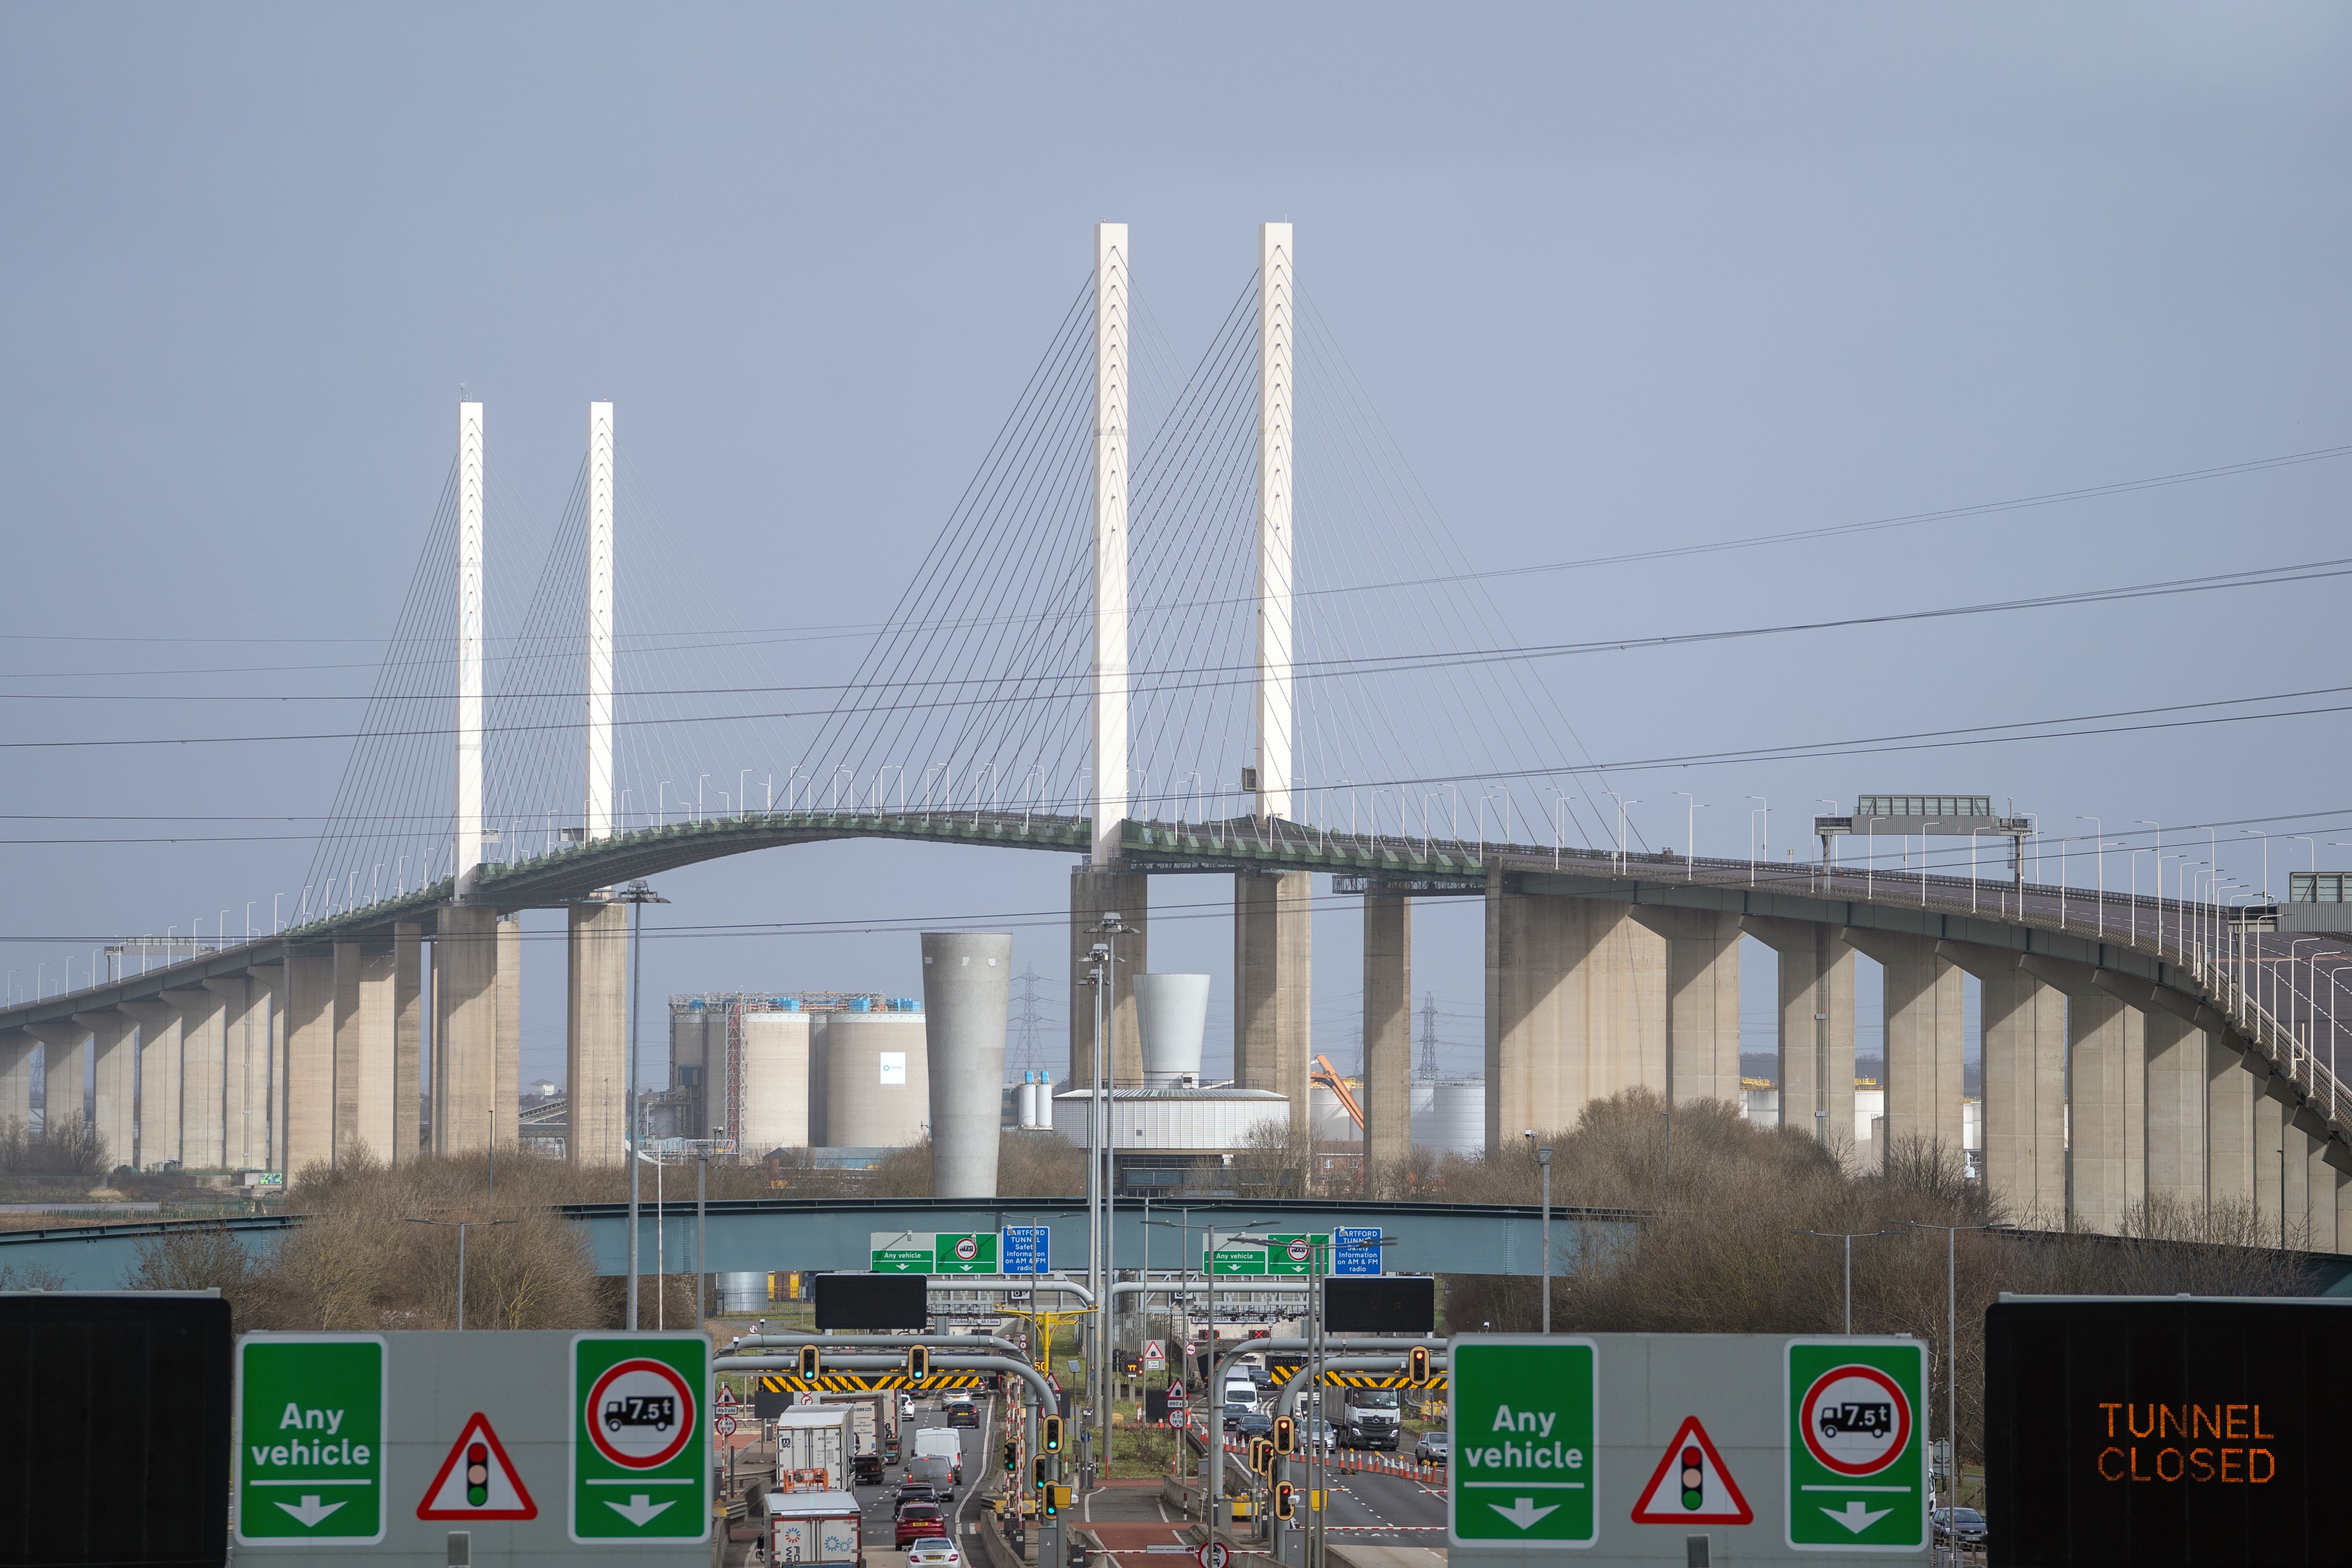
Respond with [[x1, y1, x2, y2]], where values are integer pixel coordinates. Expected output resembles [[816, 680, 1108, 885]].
[[1001, 1225, 1051, 1275], [1335, 1227, 1382, 1276]]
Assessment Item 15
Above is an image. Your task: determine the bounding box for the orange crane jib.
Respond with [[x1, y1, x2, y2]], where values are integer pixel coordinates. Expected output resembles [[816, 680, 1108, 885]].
[[1309, 1055, 1365, 1130]]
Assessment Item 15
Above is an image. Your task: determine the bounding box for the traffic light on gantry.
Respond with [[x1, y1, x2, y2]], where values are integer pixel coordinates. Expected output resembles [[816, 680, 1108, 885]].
[[1408, 1346, 1430, 1385], [1042, 1415, 1062, 1452], [1273, 1483, 1296, 1521], [1273, 1417, 1295, 1456], [799, 1344, 821, 1379], [908, 1345, 929, 1379]]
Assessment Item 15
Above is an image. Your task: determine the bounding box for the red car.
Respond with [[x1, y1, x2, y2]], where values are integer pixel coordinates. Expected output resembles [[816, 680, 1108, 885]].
[[896, 1506, 948, 1548]]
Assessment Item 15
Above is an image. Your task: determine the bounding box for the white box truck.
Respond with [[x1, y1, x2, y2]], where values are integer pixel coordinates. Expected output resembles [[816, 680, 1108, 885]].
[[766, 1488, 864, 1568], [776, 1405, 856, 1491]]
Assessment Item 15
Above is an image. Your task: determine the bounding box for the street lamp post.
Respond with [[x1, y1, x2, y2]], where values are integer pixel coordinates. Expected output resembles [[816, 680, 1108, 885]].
[[614, 881, 669, 1330], [404, 1214, 516, 1330], [1794, 1230, 1894, 1335], [1906, 1220, 1999, 1519], [1675, 793, 1704, 881]]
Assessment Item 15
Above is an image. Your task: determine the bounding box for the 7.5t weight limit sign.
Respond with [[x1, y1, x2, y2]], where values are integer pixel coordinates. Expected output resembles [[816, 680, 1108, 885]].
[[571, 1334, 709, 1543], [1785, 1338, 1927, 1552]]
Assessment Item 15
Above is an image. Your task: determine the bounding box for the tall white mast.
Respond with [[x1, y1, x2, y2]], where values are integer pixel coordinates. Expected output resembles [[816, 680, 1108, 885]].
[[1091, 223, 1130, 863], [455, 400, 486, 895], [1254, 223, 1295, 823], [585, 401, 615, 841]]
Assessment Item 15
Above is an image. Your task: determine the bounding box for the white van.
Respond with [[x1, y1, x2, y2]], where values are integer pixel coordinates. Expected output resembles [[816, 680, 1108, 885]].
[[1221, 1378, 1260, 1421]]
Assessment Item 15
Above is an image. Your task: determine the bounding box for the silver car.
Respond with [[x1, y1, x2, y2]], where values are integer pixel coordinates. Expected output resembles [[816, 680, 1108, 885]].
[[1414, 1433, 1449, 1464]]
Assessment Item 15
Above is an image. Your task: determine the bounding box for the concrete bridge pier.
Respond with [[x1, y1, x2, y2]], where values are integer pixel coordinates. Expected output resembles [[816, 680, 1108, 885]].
[[1485, 880, 1678, 1142], [2205, 1034, 2255, 1205], [566, 903, 627, 1165], [121, 1001, 181, 1169], [432, 906, 501, 1154], [1628, 907, 1741, 1107], [248, 962, 285, 1172], [1068, 867, 1147, 1086], [2251, 1082, 2289, 1241], [1842, 931, 1965, 1167], [0, 1030, 32, 1129], [1360, 888, 1411, 1171], [80, 1011, 136, 1171], [332, 942, 397, 1164], [1938, 942, 2066, 1226], [280, 947, 335, 1173], [496, 916, 520, 1149], [2015, 956, 2145, 1234], [392, 923, 423, 1163], [1235, 869, 1310, 1128], [1742, 917, 1857, 1156], [206, 976, 263, 1173], [162, 987, 224, 1170], [24, 1021, 87, 1137]]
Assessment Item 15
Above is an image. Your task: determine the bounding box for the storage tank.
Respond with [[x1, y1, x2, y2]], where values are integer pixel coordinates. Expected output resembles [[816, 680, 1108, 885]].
[[1311, 1080, 1360, 1145], [920, 931, 1012, 1197], [713, 1271, 768, 1314], [815, 1011, 929, 1147], [741, 1008, 812, 1155], [1133, 973, 1209, 1088], [668, 1001, 717, 1134], [1410, 1079, 1483, 1156]]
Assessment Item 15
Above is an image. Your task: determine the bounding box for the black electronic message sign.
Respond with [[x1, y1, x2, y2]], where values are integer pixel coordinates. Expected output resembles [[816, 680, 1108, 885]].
[[0, 1291, 232, 1568], [1323, 1275, 1435, 1335], [1985, 1296, 2352, 1566], [812, 1272, 929, 1331]]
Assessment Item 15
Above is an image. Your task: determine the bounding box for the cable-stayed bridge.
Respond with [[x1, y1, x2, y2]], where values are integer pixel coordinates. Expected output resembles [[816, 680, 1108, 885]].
[[3, 223, 2346, 1248]]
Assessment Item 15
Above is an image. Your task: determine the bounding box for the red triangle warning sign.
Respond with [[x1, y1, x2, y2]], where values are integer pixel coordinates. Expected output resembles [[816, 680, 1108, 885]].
[[1629, 1415, 1753, 1525], [416, 1411, 538, 1520]]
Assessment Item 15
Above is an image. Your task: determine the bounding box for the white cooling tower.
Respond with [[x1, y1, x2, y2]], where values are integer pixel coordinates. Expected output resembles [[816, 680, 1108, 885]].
[[816, 1011, 929, 1147], [920, 931, 1012, 1197], [1133, 973, 1209, 1088]]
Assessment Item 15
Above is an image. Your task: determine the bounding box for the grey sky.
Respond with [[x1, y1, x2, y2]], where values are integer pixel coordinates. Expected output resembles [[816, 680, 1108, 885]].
[[2, 6, 2347, 1091]]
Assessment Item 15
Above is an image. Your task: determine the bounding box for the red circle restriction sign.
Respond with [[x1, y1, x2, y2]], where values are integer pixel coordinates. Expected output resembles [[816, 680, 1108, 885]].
[[1798, 1364, 1912, 1478], [1286, 1239, 1310, 1263], [715, 1415, 738, 1438], [955, 1236, 979, 1262], [585, 1357, 698, 1470], [1197, 1541, 1230, 1568]]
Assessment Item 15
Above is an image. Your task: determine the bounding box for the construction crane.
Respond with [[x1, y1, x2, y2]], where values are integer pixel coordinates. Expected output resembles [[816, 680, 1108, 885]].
[[1309, 1054, 1364, 1131]]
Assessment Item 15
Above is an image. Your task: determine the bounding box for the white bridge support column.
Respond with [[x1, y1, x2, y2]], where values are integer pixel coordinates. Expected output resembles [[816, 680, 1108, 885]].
[[392, 923, 423, 1163], [0, 1031, 33, 1132], [121, 1002, 181, 1170], [2020, 955, 2144, 1234], [567, 902, 628, 1165], [247, 962, 285, 1173], [1486, 881, 1675, 1144], [2206, 1035, 2255, 1206], [204, 976, 263, 1172], [1361, 889, 1412, 1173], [1253, 222, 1295, 823], [160, 989, 223, 1170], [1235, 870, 1312, 1130], [1743, 918, 1858, 1156], [1629, 907, 1742, 1107], [1843, 931, 1966, 1169], [2108, 976, 2208, 1212], [24, 1021, 88, 1138], [279, 950, 335, 1175], [1090, 223, 1129, 865], [433, 907, 500, 1154], [331, 943, 396, 1164], [496, 916, 520, 1150], [1939, 942, 2067, 1227], [81, 1011, 136, 1172]]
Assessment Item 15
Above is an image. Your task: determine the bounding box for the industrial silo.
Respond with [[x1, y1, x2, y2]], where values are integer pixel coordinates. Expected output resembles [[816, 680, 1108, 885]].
[[1411, 1079, 1484, 1156], [1133, 973, 1209, 1088], [740, 1006, 811, 1156], [815, 1008, 929, 1148], [920, 932, 1011, 1197], [667, 999, 718, 1138]]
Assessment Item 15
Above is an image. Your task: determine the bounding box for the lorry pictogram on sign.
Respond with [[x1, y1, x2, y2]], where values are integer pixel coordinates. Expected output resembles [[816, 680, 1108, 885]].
[[1628, 1415, 1752, 1525], [418, 1411, 538, 1520]]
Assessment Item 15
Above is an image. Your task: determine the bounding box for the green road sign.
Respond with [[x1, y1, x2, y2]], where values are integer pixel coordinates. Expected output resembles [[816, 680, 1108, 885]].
[[933, 1232, 998, 1274], [1448, 1335, 1599, 1550], [872, 1230, 934, 1273], [1785, 1338, 1928, 1552], [571, 1334, 709, 1543], [1203, 1232, 1330, 1276], [235, 1334, 387, 1544]]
